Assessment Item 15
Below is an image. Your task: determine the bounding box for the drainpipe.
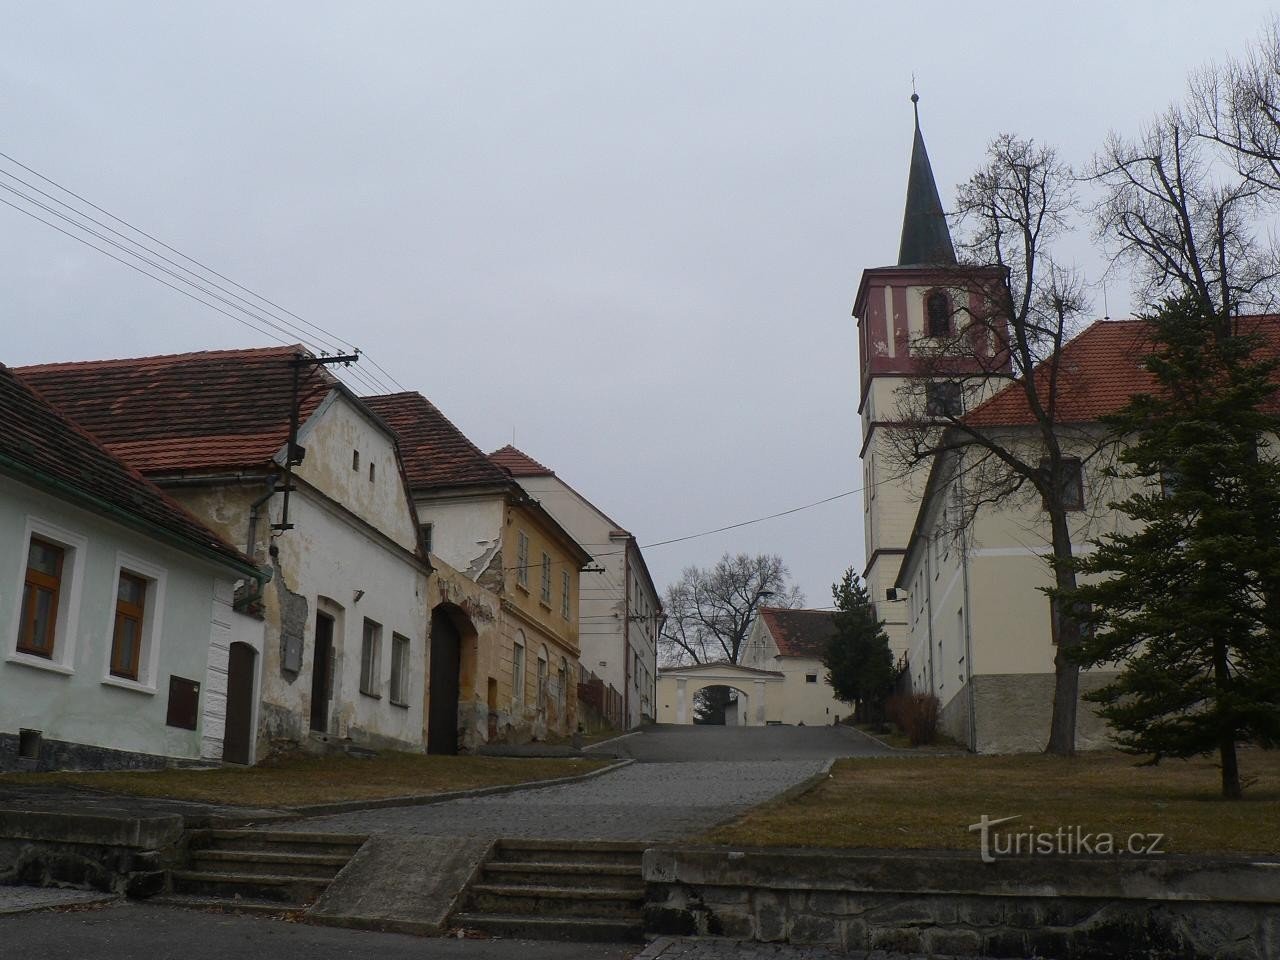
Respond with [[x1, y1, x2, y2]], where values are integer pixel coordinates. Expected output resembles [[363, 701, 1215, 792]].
[[246, 476, 278, 557], [957, 453, 978, 751], [623, 545, 632, 730], [923, 536, 936, 698]]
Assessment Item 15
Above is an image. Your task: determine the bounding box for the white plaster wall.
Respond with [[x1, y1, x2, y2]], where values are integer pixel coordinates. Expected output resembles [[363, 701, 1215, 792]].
[[414, 494, 504, 579], [200, 579, 266, 761], [0, 474, 236, 763], [262, 486, 429, 750], [293, 393, 420, 552]]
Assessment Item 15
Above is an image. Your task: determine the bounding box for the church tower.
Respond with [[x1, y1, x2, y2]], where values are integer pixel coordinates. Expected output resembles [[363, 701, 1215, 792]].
[[854, 97, 1007, 659]]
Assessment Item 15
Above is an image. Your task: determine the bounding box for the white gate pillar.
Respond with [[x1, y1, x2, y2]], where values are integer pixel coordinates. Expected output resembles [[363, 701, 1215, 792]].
[[676, 678, 688, 724], [755, 679, 767, 725]]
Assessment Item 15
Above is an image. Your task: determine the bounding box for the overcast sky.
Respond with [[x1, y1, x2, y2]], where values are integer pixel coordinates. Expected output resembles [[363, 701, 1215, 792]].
[[2, 2, 1275, 605]]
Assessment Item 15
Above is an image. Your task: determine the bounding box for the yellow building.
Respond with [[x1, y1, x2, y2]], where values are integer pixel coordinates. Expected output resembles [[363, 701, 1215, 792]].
[[364, 392, 590, 749]]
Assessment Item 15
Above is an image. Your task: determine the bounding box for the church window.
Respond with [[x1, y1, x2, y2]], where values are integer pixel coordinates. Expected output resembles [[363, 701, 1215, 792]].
[[1041, 458, 1084, 511], [925, 290, 951, 337], [926, 381, 962, 418]]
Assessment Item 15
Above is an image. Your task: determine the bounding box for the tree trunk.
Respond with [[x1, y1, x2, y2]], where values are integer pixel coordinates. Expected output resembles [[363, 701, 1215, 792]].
[[1212, 636, 1243, 799], [1045, 506, 1080, 756]]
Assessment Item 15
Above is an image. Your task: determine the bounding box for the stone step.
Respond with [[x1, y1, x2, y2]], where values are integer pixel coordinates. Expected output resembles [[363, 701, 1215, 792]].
[[169, 869, 330, 905], [189, 849, 351, 879], [493, 839, 646, 866], [482, 861, 642, 890], [467, 884, 644, 919], [192, 829, 366, 857], [452, 912, 643, 943], [148, 894, 306, 919]]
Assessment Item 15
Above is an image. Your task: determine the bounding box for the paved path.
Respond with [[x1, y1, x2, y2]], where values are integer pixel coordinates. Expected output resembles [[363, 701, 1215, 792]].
[[0, 902, 639, 959], [0, 886, 117, 916], [287, 725, 890, 841]]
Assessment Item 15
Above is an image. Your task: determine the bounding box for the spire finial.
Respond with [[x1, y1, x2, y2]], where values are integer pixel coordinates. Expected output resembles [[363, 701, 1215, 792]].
[[910, 78, 920, 129]]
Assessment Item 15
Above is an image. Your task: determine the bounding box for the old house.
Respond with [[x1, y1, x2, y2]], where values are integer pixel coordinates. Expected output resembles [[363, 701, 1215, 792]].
[[363, 393, 590, 744], [18, 347, 431, 762], [488, 445, 661, 730], [0, 363, 264, 770], [741, 607, 849, 726]]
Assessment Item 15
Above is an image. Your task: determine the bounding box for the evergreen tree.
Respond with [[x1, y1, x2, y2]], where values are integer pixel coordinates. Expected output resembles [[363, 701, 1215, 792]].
[[1066, 296, 1280, 799], [824, 568, 896, 721]]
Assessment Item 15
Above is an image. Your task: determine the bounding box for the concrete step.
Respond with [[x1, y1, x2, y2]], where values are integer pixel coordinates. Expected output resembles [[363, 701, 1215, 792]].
[[452, 912, 643, 943], [493, 839, 646, 866], [169, 869, 330, 905], [148, 894, 306, 918], [189, 849, 351, 879], [193, 829, 366, 857], [467, 884, 643, 919], [482, 861, 642, 890]]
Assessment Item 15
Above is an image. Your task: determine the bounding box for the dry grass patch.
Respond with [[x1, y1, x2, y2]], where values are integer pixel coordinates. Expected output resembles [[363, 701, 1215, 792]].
[[708, 749, 1280, 855], [2, 752, 613, 808]]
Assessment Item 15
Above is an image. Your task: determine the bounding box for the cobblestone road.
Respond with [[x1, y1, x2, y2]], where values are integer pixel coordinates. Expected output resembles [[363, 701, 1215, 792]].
[[637, 937, 937, 959], [286, 725, 893, 841], [290, 758, 827, 840]]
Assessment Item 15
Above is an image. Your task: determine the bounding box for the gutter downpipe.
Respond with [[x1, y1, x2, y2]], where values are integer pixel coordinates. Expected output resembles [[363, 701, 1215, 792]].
[[247, 476, 278, 557], [923, 537, 936, 700], [957, 450, 978, 751]]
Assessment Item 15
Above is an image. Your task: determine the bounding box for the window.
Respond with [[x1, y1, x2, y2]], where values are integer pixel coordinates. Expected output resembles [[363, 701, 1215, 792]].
[[420, 522, 434, 554], [926, 381, 962, 417], [352, 450, 360, 471], [389, 634, 410, 706], [805, 673, 818, 683], [558, 657, 568, 714], [926, 290, 951, 337], [1050, 600, 1094, 645], [540, 552, 552, 604], [536, 652, 548, 710], [1160, 464, 1181, 499], [110, 572, 147, 680], [561, 570, 571, 619], [18, 538, 63, 658], [1041, 458, 1084, 511], [368, 461, 376, 482], [516, 531, 530, 587], [360, 619, 381, 697], [512, 639, 525, 704]]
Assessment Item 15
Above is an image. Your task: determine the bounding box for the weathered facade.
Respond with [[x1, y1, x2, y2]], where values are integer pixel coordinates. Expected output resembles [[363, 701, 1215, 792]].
[[0, 363, 263, 771], [363, 392, 590, 747], [490, 445, 661, 730], [18, 348, 431, 762]]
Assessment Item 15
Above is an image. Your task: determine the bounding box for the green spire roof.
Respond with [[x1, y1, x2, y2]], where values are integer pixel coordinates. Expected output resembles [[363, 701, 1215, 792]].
[[897, 95, 956, 266]]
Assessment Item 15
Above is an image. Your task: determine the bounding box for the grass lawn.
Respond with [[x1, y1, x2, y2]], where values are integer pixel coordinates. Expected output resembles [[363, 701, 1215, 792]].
[[708, 748, 1280, 855], [853, 723, 966, 753], [1, 752, 613, 809]]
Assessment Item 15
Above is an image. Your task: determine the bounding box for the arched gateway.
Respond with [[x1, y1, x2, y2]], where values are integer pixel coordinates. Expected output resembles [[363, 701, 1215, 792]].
[[656, 662, 784, 726]]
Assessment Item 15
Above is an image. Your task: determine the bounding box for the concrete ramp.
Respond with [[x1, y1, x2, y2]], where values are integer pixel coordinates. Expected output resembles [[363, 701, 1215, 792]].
[[306, 835, 492, 935]]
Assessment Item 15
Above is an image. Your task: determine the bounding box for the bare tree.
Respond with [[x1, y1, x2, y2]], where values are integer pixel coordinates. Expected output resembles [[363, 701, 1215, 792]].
[[659, 553, 804, 667], [883, 134, 1116, 756], [1091, 105, 1279, 324]]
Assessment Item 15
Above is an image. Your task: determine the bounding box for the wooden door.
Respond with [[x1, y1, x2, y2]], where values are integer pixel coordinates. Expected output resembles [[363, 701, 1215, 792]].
[[222, 642, 256, 765], [428, 609, 461, 754], [310, 612, 334, 733]]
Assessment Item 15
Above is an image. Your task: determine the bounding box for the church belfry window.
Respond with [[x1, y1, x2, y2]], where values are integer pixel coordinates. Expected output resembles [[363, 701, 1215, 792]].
[[926, 290, 951, 337]]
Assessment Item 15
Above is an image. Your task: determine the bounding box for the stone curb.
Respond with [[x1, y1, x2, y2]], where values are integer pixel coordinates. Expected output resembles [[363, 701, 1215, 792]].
[[582, 729, 642, 751], [698, 758, 837, 836], [276, 757, 635, 819]]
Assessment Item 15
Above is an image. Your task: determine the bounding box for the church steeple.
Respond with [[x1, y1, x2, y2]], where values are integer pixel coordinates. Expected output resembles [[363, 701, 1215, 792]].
[[897, 94, 956, 266]]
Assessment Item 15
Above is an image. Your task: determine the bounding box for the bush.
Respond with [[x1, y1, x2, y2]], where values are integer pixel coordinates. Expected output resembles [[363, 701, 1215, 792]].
[[886, 693, 940, 747]]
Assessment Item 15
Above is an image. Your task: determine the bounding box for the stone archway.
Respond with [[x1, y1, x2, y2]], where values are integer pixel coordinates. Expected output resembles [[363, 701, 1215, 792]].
[[657, 662, 785, 726]]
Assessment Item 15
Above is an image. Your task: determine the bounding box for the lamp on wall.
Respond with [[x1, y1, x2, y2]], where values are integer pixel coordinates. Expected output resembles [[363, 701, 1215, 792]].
[[353, 589, 365, 604]]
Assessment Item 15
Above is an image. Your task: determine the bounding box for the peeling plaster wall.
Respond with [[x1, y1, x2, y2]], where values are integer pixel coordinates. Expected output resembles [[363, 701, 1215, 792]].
[[414, 494, 504, 578], [0, 475, 239, 769], [427, 561, 503, 751]]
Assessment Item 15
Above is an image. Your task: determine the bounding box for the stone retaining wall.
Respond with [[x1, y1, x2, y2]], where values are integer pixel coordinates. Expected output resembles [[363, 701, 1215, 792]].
[[643, 846, 1280, 958]]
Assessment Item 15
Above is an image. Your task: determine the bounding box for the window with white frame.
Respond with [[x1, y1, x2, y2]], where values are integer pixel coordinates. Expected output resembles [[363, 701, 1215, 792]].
[[516, 531, 530, 587], [10, 520, 87, 673], [512, 636, 525, 705], [389, 633, 410, 706], [360, 618, 382, 697], [560, 570, 571, 619], [536, 649, 548, 711]]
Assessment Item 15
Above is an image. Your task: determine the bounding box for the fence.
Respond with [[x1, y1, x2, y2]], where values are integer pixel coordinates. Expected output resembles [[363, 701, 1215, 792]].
[[576, 669, 624, 733]]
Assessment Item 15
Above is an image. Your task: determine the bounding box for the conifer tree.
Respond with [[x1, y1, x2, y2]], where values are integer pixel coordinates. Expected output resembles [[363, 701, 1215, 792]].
[[824, 568, 896, 722], [1066, 296, 1280, 799]]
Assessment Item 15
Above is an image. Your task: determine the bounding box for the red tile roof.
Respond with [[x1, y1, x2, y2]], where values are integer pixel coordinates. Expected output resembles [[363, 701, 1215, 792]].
[[15, 346, 335, 474], [758, 607, 837, 659], [361, 392, 511, 491], [964, 317, 1280, 427], [489, 445, 555, 477], [0, 364, 258, 574]]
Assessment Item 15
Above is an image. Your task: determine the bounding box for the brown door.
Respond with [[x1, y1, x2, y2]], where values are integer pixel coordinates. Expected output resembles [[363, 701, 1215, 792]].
[[486, 677, 498, 742], [310, 612, 334, 733], [428, 609, 461, 754], [222, 642, 256, 765]]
